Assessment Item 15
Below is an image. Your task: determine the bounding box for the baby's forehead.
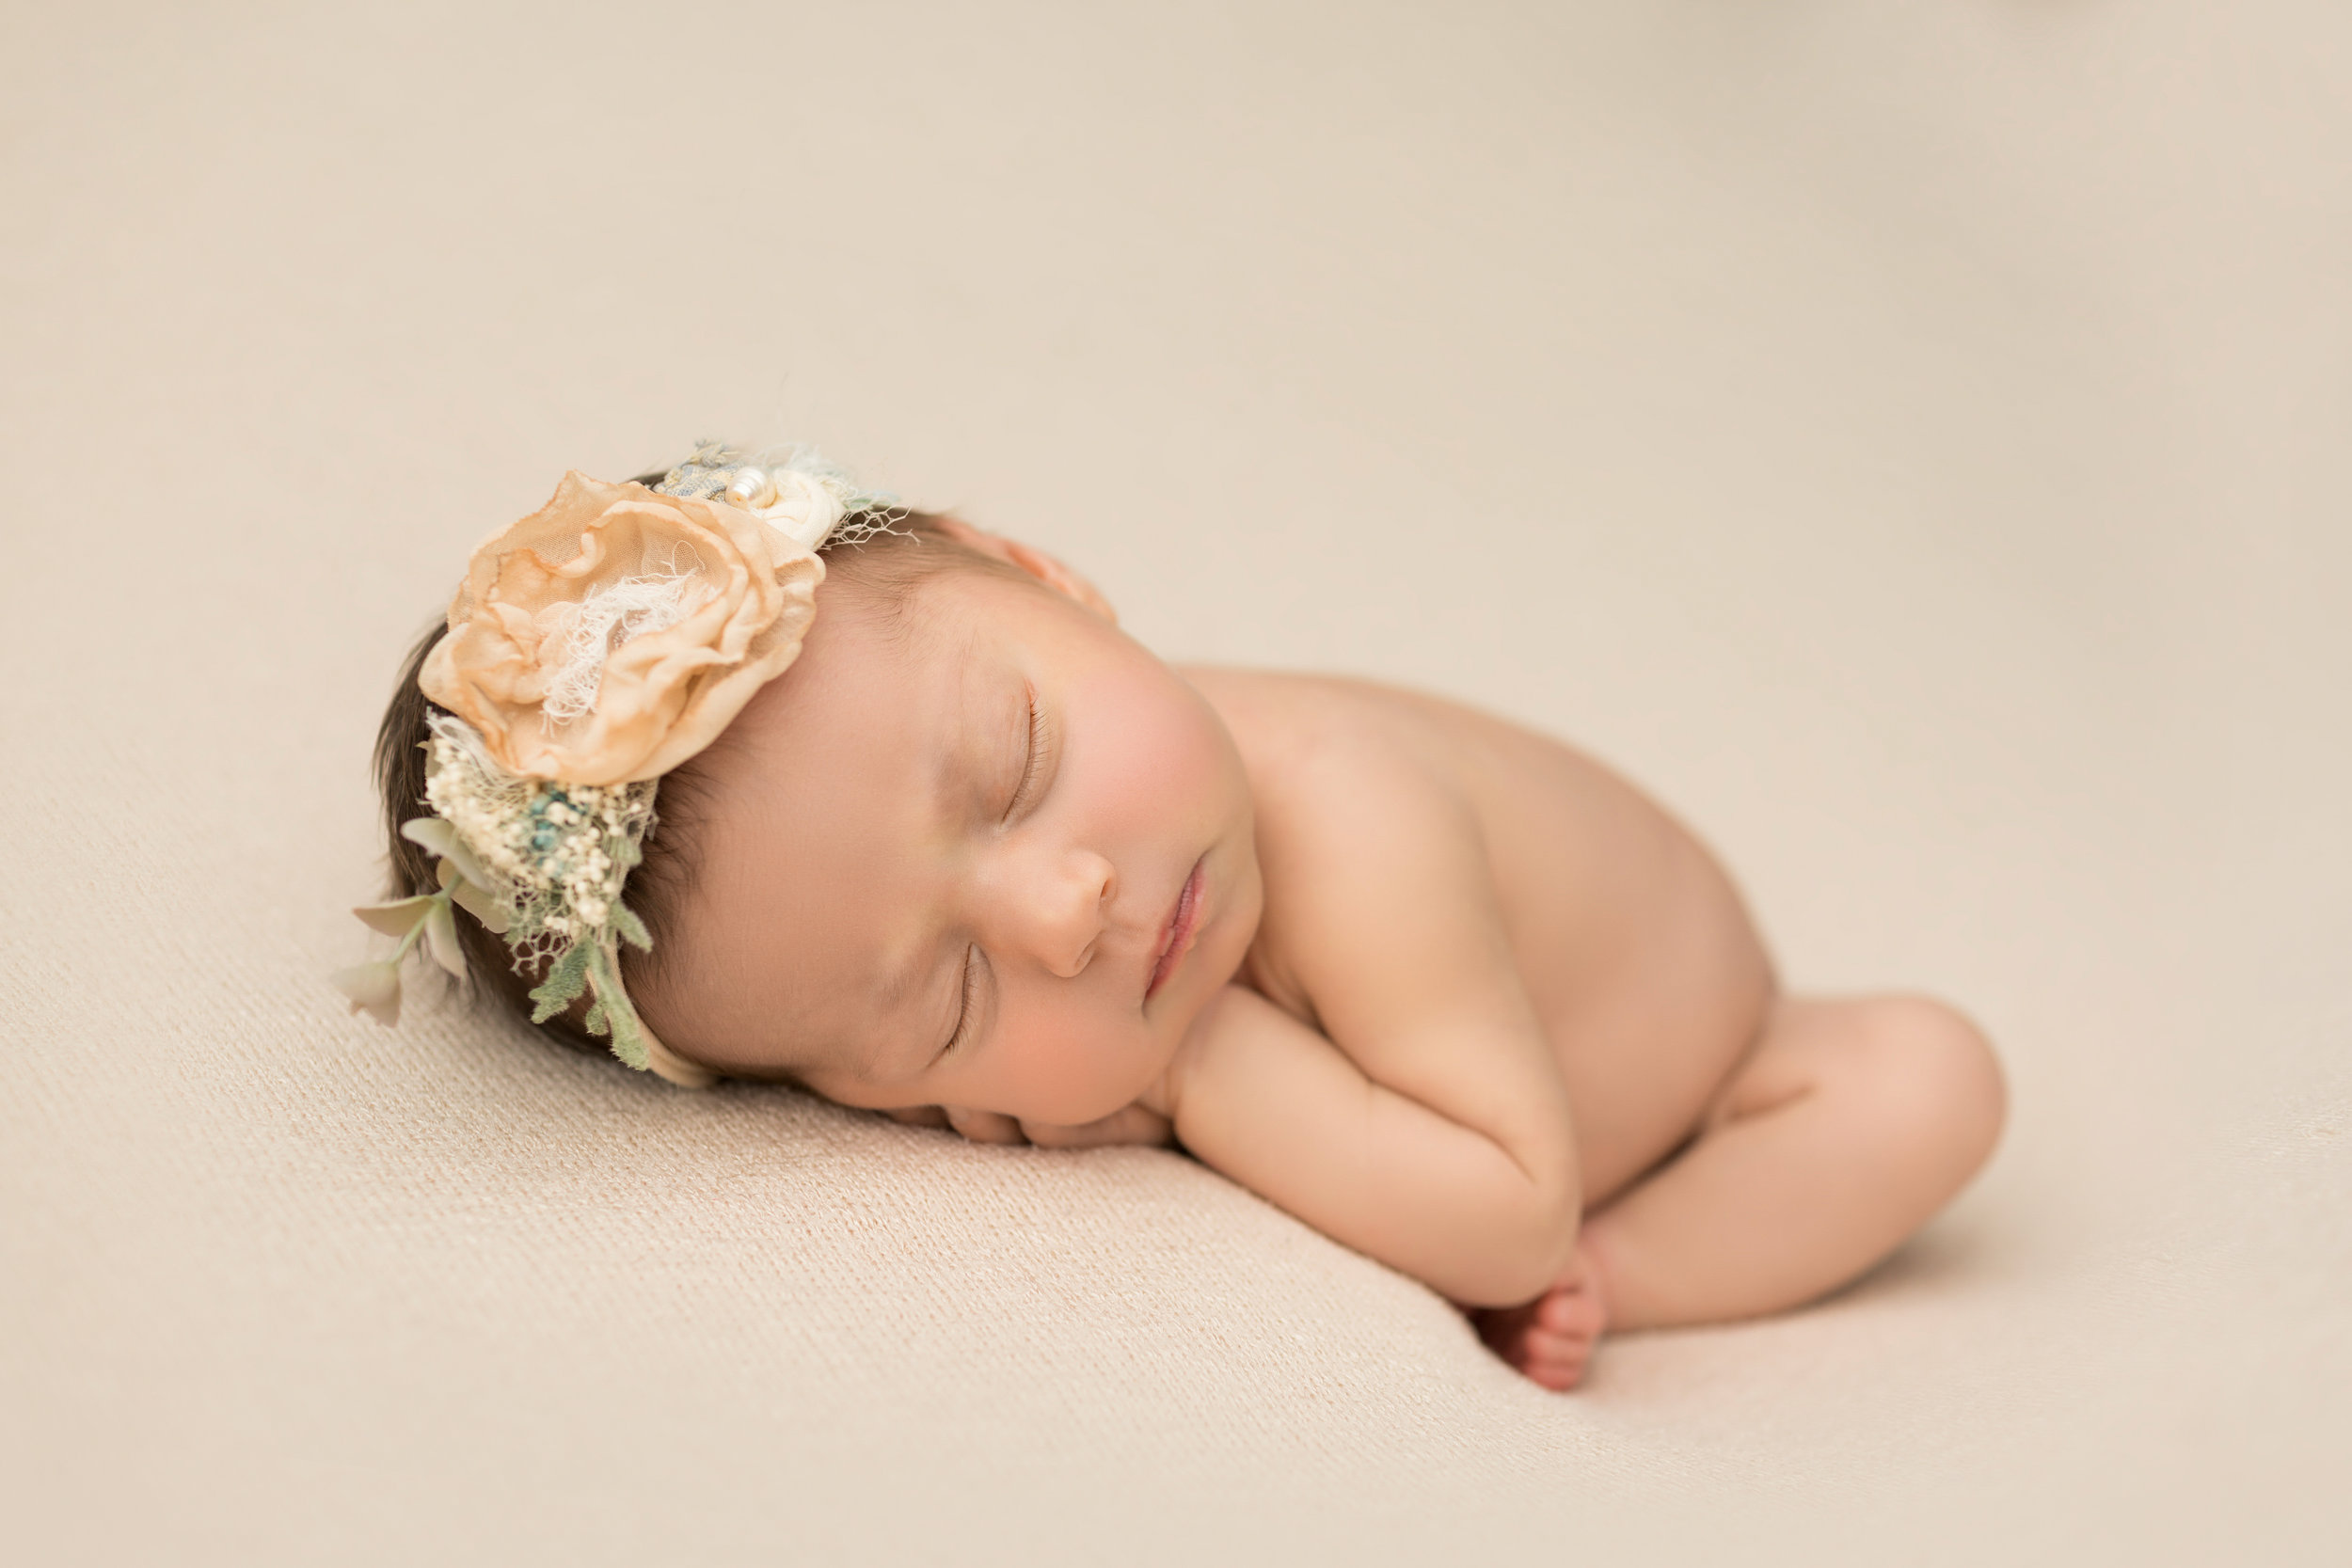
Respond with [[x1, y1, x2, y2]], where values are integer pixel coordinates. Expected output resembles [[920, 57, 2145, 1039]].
[[737, 580, 1020, 786]]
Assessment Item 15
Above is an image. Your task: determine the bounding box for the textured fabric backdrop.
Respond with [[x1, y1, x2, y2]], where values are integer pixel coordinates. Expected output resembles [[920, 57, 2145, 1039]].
[[4, 2, 2344, 1563]]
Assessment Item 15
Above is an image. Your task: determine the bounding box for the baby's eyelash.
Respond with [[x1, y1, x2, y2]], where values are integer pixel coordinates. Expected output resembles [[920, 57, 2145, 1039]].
[[1005, 689, 1048, 820], [941, 945, 981, 1057]]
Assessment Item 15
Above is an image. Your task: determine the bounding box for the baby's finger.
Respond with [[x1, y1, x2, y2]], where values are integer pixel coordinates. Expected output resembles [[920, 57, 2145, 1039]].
[[1104, 1103, 1175, 1146], [1021, 1104, 1175, 1148], [882, 1105, 951, 1129], [943, 1105, 1027, 1145], [1016, 1117, 1103, 1149]]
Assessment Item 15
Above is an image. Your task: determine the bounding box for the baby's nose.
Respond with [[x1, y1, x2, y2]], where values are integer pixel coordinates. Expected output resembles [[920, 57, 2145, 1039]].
[[998, 847, 1117, 978]]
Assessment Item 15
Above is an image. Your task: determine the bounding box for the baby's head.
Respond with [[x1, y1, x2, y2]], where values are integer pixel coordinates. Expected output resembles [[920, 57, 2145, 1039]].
[[372, 463, 1260, 1128]]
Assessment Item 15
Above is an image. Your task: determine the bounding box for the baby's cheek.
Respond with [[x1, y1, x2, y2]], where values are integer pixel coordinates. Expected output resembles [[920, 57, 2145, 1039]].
[[1079, 677, 1226, 832]]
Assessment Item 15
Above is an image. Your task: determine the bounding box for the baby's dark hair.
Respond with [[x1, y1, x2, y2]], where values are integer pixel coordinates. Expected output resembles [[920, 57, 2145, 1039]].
[[372, 499, 1000, 1066]]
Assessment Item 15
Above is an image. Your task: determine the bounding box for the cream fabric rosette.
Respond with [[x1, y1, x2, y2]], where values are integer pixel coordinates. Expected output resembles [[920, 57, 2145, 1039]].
[[419, 470, 828, 785]]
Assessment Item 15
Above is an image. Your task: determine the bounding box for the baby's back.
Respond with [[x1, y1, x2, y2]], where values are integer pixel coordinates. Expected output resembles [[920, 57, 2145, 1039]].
[[1182, 668, 1776, 1204]]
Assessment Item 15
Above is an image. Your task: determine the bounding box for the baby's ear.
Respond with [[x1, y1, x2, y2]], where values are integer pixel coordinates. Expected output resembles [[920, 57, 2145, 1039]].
[[930, 515, 1118, 625]]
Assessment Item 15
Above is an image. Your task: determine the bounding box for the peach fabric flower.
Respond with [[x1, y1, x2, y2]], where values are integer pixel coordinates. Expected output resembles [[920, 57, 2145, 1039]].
[[419, 471, 825, 784]]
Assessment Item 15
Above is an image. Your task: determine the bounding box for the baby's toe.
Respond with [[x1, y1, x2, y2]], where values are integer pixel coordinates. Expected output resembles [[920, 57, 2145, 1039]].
[[1535, 1285, 1605, 1341], [1522, 1322, 1584, 1364], [1472, 1302, 1537, 1355], [1472, 1292, 1599, 1392], [1519, 1342, 1591, 1392]]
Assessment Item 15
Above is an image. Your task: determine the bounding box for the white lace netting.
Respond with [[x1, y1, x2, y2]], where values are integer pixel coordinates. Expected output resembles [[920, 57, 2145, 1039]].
[[537, 562, 706, 729], [825, 505, 910, 548]]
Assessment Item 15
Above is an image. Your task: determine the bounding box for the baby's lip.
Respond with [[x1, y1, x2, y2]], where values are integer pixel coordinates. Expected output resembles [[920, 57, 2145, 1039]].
[[1145, 856, 1207, 1004]]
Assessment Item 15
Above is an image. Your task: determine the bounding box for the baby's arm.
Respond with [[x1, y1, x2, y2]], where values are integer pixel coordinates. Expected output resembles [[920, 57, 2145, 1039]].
[[1145, 777, 1582, 1307]]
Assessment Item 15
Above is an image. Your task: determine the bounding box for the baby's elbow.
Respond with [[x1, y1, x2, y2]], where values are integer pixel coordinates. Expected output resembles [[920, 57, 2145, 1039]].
[[1523, 1178, 1586, 1298], [1459, 1167, 1582, 1307]]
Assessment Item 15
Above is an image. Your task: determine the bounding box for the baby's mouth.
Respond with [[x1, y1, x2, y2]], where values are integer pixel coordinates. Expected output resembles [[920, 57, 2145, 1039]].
[[1145, 855, 1207, 1004]]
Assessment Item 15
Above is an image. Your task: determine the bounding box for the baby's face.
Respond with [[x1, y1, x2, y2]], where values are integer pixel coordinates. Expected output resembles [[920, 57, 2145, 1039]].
[[649, 542, 1262, 1127]]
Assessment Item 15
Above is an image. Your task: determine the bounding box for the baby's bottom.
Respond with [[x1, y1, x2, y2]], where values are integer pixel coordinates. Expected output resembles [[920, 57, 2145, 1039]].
[[1476, 992, 2005, 1390]]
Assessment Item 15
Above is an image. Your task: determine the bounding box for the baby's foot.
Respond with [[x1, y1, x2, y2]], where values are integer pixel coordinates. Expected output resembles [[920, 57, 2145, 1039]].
[[1471, 1243, 1610, 1391]]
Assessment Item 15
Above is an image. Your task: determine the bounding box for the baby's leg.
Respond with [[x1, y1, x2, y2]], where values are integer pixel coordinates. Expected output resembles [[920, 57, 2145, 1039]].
[[1580, 992, 2005, 1332]]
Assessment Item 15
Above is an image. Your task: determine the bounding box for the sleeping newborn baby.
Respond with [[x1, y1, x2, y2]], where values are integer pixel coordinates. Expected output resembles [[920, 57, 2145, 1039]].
[[350, 447, 2004, 1390]]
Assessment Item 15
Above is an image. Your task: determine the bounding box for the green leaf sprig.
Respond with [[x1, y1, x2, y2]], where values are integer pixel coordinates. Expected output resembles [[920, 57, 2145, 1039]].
[[329, 818, 508, 1028]]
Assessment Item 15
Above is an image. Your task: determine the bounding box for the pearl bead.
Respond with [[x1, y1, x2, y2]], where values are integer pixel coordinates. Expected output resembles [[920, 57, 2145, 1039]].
[[724, 467, 778, 511]]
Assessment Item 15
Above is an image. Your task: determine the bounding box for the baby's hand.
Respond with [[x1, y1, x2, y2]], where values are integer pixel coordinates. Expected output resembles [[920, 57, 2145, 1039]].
[[883, 1103, 1175, 1149]]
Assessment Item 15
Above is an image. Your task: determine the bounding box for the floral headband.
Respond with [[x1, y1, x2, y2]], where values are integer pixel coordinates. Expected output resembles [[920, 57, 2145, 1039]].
[[333, 443, 898, 1086]]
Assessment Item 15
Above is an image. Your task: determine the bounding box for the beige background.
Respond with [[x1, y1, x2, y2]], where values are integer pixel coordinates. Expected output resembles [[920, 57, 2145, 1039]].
[[3, 2, 2345, 1562]]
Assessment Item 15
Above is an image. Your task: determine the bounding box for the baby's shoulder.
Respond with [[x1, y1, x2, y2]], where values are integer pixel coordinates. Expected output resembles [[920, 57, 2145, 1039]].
[[1185, 669, 1505, 990], [1182, 667, 1475, 830]]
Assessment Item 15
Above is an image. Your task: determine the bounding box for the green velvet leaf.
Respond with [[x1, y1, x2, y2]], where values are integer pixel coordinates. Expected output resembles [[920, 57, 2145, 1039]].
[[528, 942, 590, 1023], [424, 897, 466, 978], [330, 961, 403, 1027], [444, 870, 511, 934], [400, 816, 495, 892], [588, 944, 649, 1069], [610, 901, 651, 952], [604, 1006, 647, 1069], [351, 895, 436, 941]]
